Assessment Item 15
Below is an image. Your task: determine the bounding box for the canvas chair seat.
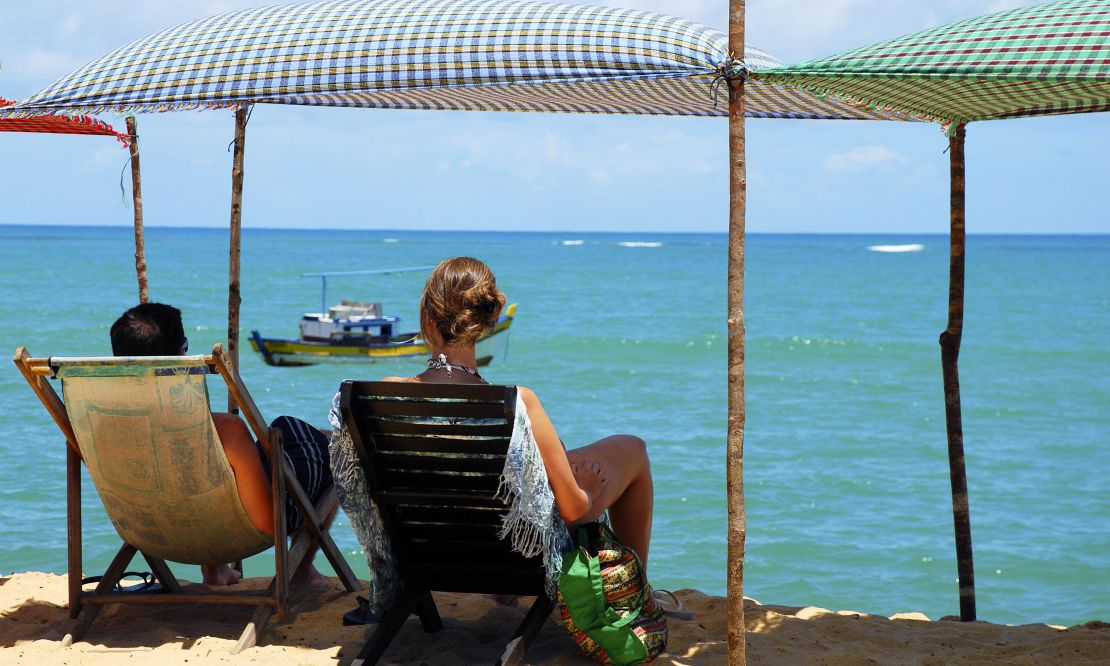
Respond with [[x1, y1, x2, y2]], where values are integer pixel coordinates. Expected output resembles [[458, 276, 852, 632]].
[[56, 357, 271, 564], [13, 345, 361, 653]]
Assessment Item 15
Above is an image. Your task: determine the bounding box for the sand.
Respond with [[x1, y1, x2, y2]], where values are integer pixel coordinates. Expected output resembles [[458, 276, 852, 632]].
[[0, 572, 1106, 664]]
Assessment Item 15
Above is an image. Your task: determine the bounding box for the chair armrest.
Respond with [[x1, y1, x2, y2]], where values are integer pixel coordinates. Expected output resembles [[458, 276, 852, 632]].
[[13, 346, 82, 459], [210, 343, 271, 452]]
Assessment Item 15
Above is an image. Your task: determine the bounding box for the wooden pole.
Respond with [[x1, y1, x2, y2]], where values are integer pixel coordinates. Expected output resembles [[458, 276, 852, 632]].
[[726, 0, 748, 662], [939, 124, 976, 621], [227, 105, 249, 414], [126, 117, 149, 304]]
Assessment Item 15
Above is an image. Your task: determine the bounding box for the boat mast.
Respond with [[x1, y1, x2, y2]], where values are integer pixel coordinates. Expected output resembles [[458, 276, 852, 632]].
[[301, 265, 436, 315]]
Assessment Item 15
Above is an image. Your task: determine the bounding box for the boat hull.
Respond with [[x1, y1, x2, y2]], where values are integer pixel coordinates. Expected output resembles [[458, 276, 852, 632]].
[[250, 305, 514, 367]]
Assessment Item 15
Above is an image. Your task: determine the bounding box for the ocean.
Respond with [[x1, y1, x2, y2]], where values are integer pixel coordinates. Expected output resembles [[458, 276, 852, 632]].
[[1, 225, 1106, 627]]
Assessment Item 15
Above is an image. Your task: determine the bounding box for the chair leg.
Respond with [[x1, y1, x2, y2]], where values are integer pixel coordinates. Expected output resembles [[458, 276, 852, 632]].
[[62, 543, 137, 647], [234, 603, 274, 655], [314, 490, 361, 592], [66, 446, 82, 620], [141, 555, 182, 593], [287, 482, 361, 592], [351, 583, 425, 666], [416, 590, 443, 633], [498, 594, 555, 666]]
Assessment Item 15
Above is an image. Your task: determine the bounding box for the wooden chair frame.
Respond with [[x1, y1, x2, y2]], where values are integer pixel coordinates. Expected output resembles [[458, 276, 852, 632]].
[[12, 343, 361, 653], [339, 380, 555, 666]]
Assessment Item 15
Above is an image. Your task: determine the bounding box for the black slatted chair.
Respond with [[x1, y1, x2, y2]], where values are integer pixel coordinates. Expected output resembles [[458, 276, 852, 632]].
[[339, 381, 556, 666]]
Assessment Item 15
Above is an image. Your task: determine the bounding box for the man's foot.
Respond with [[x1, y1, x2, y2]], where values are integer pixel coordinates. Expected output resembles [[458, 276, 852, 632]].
[[290, 560, 330, 587], [201, 563, 242, 586]]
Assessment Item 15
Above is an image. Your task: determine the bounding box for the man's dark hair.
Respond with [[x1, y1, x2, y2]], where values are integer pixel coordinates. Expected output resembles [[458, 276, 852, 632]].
[[110, 303, 187, 356]]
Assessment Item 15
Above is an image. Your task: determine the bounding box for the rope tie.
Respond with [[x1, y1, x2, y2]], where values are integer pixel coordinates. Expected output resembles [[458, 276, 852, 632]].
[[711, 55, 749, 108], [118, 155, 133, 207]]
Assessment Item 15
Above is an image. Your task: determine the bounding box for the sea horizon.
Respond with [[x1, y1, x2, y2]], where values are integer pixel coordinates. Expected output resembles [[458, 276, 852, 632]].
[[3, 222, 1109, 237]]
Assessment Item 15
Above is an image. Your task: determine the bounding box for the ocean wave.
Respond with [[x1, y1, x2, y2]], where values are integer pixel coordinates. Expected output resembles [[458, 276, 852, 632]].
[[619, 241, 663, 248], [383, 238, 399, 243], [868, 244, 924, 253], [561, 240, 584, 246]]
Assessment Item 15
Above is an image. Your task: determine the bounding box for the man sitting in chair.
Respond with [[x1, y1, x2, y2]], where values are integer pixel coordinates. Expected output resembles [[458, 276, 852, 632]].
[[110, 303, 331, 587]]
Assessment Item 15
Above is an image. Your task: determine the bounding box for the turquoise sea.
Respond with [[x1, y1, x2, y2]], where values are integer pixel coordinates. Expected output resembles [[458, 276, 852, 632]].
[[1, 225, 1106, 628]]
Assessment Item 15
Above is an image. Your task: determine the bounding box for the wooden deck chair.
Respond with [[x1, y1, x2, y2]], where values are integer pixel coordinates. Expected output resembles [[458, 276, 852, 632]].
[[12, 344, 360, 653], [339, 381, 556, 666]]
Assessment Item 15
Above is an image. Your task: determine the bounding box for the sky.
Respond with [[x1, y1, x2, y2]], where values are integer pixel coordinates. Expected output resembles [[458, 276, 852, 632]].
[[0, 0, 1107, 234]]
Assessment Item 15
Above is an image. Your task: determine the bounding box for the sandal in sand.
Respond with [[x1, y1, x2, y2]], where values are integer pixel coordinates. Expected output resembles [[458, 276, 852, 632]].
[[81, 571, 163, 593], [342, 595, 384, 626], [653, 588, 694, 620]]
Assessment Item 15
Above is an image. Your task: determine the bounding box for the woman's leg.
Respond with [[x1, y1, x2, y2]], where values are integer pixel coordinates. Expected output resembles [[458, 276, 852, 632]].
[[566, 435, 653, 568]]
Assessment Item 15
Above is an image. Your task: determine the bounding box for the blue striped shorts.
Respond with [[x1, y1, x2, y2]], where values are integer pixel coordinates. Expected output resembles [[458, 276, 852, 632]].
[[255, 416, 333, 533]]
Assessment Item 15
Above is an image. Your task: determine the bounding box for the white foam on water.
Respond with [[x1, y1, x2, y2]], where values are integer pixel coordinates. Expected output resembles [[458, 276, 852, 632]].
[[561, 240, 584, 246], [868, 244, 924, 253], [619, 241, 663, 248], [383, 238, 399, 243]]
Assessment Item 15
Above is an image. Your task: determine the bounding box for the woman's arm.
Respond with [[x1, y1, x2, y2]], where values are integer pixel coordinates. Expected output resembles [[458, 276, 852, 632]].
[[519, 386, 596, 523]]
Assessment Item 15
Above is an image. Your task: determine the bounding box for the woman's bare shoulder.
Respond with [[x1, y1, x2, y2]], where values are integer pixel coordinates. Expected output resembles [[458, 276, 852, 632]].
[[517, 385, 540, 405], [380, 375, 420, 382]]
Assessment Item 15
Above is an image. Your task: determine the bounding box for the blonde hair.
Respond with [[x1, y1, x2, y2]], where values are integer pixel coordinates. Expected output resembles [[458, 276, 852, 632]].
[[420, 257, 506, 347]]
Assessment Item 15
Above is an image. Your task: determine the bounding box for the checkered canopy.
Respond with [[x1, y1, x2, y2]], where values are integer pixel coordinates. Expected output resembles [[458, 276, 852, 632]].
[[756, 0, 1110, 130], [0, 98, 128, 144], [5, 0, 903, 121]]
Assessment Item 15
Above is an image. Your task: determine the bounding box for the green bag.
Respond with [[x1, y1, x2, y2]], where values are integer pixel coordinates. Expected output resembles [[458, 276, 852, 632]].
[[556, 522, 667, 665]]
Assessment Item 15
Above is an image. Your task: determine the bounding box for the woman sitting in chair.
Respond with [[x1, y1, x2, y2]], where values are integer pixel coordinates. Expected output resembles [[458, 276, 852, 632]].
[[329, 257, 654, 614]]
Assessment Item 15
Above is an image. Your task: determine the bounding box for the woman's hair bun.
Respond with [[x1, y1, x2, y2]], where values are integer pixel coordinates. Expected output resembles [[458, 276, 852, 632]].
[[420, 257, 506, 347]]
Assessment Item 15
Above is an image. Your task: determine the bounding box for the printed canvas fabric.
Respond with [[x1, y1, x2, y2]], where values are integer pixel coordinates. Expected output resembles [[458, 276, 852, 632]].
[[60, 366, 271, 564]]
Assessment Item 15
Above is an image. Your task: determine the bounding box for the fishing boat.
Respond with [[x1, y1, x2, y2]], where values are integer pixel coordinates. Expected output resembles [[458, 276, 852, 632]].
[[249, 267, 516, 367]]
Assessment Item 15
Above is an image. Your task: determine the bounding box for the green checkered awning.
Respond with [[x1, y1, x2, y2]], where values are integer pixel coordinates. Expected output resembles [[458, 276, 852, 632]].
[[756, 0, 1110, 132], [3, 0, 906, 122]]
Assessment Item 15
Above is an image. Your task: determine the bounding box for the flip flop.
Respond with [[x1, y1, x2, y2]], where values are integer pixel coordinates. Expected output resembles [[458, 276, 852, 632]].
[[342, 595, 384, 626], [81, 571, 164, 593], [652, 588, 694, 620]]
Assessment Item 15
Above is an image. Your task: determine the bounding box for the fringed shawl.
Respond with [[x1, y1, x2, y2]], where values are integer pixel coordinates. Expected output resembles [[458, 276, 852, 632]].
[[328, 389, 570, 614]]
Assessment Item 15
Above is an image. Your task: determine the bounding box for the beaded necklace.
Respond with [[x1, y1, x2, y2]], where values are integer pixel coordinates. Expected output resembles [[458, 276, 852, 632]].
[[426, 353, 483, 380]]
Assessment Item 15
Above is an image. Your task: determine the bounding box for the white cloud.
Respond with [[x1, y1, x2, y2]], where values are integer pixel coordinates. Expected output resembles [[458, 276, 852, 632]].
[[59, 14, 82, 37], [823, 145, 906, 173]]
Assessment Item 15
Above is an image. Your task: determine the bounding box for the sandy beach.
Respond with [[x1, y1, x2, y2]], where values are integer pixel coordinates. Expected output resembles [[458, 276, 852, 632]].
[[1, 572, 1106, 664]]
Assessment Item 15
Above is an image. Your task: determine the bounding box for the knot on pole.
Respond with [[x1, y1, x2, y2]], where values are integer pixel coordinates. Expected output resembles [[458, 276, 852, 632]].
[[712, 56, 748, 107]]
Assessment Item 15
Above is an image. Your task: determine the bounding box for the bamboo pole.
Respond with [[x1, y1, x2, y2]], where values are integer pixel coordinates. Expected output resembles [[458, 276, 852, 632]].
[[939, 124, 976, 621], [126, 117, 149, 304], [227, 105, 249, 414], [726, 0, 748, 662]]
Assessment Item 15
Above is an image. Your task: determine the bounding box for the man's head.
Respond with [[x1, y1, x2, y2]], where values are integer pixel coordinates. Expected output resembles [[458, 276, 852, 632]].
[[110, 303, 188, 356]]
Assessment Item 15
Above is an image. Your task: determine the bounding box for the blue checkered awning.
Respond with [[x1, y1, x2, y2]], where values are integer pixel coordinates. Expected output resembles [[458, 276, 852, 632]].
[[6, 0, 907, 121]]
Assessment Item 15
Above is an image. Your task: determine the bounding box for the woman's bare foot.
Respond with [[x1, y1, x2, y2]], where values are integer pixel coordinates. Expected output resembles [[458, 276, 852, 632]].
[[201, 563, 242, 586]]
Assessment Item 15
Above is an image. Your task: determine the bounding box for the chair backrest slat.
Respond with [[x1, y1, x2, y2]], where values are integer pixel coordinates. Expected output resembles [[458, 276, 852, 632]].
[[361, 433, 512, 454], [340, 380, 546, 594], [377, 452, 506, 474]]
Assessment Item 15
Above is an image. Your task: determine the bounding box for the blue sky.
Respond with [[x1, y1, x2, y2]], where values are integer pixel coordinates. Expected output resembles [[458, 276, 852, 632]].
[[1, 0, 1107, 233]]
